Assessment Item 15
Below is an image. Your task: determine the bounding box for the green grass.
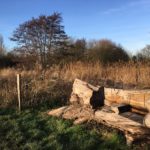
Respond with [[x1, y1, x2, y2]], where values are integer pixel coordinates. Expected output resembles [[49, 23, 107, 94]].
[[0, 107, 144, 150]]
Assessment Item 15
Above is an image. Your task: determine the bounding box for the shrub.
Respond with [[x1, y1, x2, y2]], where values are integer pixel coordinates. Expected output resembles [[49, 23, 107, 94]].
[[87, 39, 129, 64], [0, 55, 17, 68]]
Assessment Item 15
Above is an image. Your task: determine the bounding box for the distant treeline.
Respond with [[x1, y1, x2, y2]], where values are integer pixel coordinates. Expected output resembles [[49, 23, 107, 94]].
[[0, 12, 150, 69]]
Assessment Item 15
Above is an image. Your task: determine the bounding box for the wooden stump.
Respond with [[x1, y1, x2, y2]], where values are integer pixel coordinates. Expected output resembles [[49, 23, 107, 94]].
[[70, 79, 104, 108]]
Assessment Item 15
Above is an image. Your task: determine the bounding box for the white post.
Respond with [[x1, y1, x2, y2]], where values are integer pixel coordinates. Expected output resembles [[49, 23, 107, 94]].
[[17, 74, 21, 111]]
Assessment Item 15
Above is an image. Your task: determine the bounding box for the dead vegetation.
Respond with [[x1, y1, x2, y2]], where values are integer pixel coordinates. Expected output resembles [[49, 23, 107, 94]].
[[0, 61, 150, 108], [61, 61, 150, 87]]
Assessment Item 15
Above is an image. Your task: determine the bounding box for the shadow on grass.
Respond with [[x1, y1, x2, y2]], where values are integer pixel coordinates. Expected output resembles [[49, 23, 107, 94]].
[[0, 107, 129, 150], [1, 107, 149, 150]]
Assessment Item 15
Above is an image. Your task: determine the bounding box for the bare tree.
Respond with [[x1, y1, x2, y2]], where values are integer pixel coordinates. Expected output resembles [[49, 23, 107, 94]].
[[0, 34, 5, 55], [141, 45, 150, 59], [10, 12, 67, 68]]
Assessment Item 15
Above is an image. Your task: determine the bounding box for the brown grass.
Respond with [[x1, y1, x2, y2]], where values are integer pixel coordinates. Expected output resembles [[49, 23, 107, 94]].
[[0, 61, 150, 107], [60, 61, 150, 87]]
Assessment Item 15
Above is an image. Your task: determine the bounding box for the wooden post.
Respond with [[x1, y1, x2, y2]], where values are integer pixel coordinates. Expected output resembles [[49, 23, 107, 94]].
[[17, 74, 21, 111]]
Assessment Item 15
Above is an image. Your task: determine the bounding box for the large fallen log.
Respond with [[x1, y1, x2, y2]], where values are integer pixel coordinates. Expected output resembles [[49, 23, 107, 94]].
[[70, 79, 150, 124], [70, 79, 104, 108], [70, 79, 150, 112], [48, 79, 150, 145]]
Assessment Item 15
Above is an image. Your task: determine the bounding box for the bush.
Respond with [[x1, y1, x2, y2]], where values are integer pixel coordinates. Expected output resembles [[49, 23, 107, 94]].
[[87, 39, 129, 64], [0, 55, 17, 68]]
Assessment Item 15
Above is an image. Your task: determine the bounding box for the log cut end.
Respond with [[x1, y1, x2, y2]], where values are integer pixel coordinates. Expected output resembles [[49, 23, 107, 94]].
[[70, 79, 104, 108]]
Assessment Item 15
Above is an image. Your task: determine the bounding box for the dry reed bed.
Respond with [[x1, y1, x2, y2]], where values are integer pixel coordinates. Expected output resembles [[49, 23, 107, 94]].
[[0, 61, 150, 107], [60, 61, 150, 87]]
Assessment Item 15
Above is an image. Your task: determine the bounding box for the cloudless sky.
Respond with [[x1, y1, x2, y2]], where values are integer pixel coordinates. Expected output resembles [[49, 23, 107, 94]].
[[0, 0, 150, 53]]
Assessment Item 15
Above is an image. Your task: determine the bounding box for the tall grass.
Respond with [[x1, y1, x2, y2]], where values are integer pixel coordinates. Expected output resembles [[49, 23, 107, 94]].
[[60, 61, 150, 87], [0, 61, 150, 107]]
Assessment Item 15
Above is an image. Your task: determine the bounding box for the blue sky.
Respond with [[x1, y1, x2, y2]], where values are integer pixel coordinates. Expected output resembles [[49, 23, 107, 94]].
[[0, 0, 150, 53]]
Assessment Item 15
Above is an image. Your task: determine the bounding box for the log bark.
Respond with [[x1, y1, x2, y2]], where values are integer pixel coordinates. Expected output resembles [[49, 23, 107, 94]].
[[105, 88, 150, 112], [131, 108, 147, 115], [48, 106, 68, 117], [144, 113, 150, 128], [74, 117, 89, 125], [48, 105, 94, 121], [70, 79, 104, 108], [95, 109, 150, 145], [146, 100, 150, 112], [105, 100, 147, 115]]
